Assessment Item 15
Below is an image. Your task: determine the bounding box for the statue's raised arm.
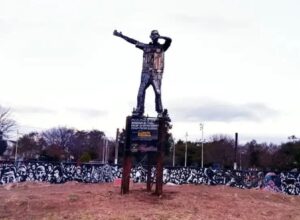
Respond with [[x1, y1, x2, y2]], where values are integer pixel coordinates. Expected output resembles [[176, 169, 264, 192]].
[[113, 30, 139, 45], [158, 36, 172, 51]]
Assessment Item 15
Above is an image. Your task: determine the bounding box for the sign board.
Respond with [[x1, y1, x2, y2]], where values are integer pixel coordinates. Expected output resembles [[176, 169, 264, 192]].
[[129, 117, 159, 152]]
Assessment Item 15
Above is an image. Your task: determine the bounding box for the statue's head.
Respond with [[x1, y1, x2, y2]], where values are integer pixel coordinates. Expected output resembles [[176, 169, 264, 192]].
[[150, 30, 160, 42]]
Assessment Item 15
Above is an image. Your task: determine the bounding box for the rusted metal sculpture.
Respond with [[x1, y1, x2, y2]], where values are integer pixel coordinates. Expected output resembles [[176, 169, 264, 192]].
[[114, 30, 172, 196], [113, 30, 172, 116]]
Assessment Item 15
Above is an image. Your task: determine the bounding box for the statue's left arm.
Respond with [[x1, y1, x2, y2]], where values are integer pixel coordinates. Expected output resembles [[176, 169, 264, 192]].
[[159, 36, 172, 51], [113, 30, 146, 50]]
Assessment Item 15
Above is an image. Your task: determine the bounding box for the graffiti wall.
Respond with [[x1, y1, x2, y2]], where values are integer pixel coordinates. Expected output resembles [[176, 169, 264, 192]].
[[0, 162, 123, 184], [0, 162, 299, 195]]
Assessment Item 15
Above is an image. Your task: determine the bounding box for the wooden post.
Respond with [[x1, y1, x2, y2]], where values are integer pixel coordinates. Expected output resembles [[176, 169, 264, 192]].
[[147, 153, 153, 192], [121, 150, 131, 194], [121, 117, 132, 194], [155, 118, 168, 196]]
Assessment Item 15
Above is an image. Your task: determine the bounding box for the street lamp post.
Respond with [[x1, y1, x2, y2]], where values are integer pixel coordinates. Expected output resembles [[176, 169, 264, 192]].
[[184, 132, 188, 167], [102, 138, 106, 164], [239, 151, 242, 170], [114, 128, 120, 165], [234, 133, 238, 170], [15, 130, 19, 163], [172, 138, 176, 167], [200, 123, 204, 168], [105, 138, 109, 164]]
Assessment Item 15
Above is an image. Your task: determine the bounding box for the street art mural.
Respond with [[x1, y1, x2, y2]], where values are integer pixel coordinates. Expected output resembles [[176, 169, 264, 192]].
[[0, 162, 120, 184], [0, 162, 299, 195]]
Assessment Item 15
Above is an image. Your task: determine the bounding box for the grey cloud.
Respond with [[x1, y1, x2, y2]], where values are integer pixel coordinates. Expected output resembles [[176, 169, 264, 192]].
[[0, 19, 13, 35], [173, 14, 250, 31], [13, 106, 107, 118], [67, 108, 107, 118], [171, 101, 278, 122], [14, 106, 55, 115], [238, 134, 288, 145]]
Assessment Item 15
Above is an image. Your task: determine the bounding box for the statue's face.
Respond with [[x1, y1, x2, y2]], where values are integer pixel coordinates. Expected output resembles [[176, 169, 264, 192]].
[[150, 30, 159, 42]]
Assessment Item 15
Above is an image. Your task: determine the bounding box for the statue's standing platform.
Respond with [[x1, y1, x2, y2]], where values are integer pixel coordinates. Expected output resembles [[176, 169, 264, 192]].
[[121, 112, 171, 196]]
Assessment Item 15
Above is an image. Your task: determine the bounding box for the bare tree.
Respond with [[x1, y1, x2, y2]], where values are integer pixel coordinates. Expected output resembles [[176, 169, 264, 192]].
[[69, 129, 105, 161], [205, 135, 235, 169], [0, 105, 17, 137], [288, 135, 298, 143], [17, 132, 43, 160], [42, 127, 75, 150]]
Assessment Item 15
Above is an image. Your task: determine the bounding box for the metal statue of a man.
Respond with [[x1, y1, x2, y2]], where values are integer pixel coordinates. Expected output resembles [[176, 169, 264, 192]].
[[113, 30, 172, 116]]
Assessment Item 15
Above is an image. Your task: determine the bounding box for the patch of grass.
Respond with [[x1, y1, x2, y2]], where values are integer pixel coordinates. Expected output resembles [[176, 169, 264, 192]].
[[68, 194, 79, 202], [17, 200, 28, 207]]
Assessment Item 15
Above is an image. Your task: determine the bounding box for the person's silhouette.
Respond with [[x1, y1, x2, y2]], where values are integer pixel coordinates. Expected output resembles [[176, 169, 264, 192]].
[[113, 30, 172, 116]]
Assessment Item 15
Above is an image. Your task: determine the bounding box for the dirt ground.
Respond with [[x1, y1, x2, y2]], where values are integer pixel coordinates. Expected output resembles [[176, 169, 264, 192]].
[[0, 182, 300, 220]]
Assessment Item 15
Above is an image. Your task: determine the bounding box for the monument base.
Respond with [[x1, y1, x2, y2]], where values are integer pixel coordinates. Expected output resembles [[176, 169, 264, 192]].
[[121, 111, 171, 196]]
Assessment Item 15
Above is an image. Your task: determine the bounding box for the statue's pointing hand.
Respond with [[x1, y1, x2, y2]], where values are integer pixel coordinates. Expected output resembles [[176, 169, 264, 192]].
[[113, 30, 122, 37]]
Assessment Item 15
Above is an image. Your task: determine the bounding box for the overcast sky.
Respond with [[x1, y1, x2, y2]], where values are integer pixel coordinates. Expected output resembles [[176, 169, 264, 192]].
[[1, 0, 299, 143]]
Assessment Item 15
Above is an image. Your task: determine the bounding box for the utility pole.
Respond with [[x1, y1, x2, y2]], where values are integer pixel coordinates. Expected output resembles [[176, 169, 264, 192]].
[[114, 128, 120, 165], [239, 150, 242, 170], [184, 132, 188, 167], [200, 123, 204, 168], [105, 138, 109, 163], [102, 138, 105, 164], [234, 133, 238, 170], [15, 130, 19, 163], [172, 138, 176, 167]]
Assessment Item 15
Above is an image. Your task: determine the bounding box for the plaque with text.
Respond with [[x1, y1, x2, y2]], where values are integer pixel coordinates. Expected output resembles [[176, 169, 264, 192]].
[[129, 117, 158, 152]]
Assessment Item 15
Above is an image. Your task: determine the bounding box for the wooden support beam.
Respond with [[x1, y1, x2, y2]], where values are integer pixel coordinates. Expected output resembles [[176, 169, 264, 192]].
[[121, 117, 132, 194], [155, 118, 168, 196]]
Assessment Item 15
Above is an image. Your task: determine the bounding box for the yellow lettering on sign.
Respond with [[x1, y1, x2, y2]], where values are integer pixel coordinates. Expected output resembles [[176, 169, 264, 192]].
[[138, 131, 151, 137]]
